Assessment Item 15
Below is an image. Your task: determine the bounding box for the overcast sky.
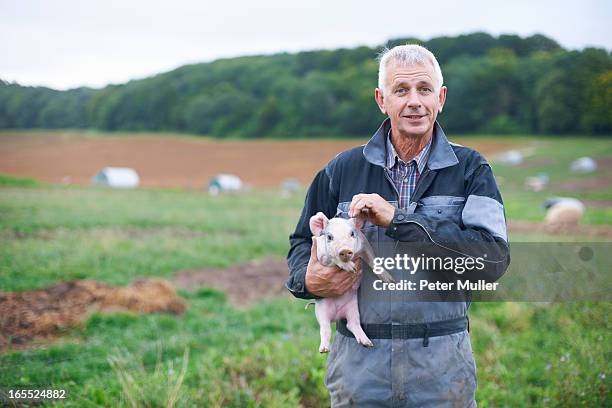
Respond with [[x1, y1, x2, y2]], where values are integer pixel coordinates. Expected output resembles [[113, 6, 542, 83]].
[[1, 0, 610, 90]]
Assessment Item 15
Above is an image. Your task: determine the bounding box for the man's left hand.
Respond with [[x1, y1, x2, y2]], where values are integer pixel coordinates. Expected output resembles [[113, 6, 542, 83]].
[[348, 193, 395, 228]]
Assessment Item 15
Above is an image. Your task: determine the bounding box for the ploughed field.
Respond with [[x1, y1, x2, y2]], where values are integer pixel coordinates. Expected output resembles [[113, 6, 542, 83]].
[[0, 130, 518, 188], [0, 131, 610, 407]]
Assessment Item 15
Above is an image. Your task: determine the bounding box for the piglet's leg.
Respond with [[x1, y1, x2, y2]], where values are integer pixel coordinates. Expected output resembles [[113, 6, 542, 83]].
[[345, 298, 373, 348], [315, 301, 333, 353]]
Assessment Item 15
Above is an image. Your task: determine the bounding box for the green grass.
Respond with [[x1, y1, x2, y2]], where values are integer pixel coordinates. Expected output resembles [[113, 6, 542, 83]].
[[0, 174, 42, 187], [0, 135, 610, 407], [470, 302, 610, 406], [0, 187, 301, 292]]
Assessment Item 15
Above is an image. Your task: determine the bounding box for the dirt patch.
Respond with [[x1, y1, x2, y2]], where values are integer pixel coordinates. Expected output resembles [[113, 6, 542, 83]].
[[553, 177, 612, 192], [509, 220, 612, 238], [0, 131, 517, 188], [1, 258, 291, 352], [172, 257, 291, 307], [0, 279, 185, 352]]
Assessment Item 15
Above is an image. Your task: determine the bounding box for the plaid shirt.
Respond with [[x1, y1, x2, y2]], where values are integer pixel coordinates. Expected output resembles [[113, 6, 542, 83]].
[[385, 132, 432, 210]]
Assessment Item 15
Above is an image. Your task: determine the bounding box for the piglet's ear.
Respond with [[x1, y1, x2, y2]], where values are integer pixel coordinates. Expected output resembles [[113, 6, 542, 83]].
[[309, 212, 329, 236], [352, 216, 365, 230]]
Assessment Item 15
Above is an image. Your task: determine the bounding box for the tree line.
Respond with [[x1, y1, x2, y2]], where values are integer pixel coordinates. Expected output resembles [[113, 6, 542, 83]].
[[1, 32, 610, 137]]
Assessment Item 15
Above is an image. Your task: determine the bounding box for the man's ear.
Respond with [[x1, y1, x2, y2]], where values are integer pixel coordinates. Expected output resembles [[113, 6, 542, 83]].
[[438, 86, 447, 113], [309, 212, 329, 236], [374, 88, 386, 115]]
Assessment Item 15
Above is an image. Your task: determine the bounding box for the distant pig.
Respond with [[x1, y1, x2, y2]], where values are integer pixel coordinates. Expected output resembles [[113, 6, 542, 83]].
[[544, 197, 585, 230], [309, 212, 393, 353]]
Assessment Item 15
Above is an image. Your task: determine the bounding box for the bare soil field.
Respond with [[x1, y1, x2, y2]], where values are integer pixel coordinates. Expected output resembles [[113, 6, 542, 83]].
[[0, 131, 518, 188]]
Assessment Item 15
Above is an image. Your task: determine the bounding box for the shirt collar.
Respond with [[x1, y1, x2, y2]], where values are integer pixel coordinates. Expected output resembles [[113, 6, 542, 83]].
[[385, 129, 432, 174], [364, 119, 458, 170]]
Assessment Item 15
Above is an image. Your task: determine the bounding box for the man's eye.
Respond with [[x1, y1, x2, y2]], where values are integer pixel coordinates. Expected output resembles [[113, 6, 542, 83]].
[[420, 88, 432, 93], [395, 88, 406, 94]]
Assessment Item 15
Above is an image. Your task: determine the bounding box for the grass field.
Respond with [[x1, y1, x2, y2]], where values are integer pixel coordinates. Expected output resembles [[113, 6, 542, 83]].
[[0, 134, 611, 407]]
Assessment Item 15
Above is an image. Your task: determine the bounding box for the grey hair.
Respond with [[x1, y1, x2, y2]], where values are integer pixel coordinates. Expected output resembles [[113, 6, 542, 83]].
[[377, 44, 443, 94]]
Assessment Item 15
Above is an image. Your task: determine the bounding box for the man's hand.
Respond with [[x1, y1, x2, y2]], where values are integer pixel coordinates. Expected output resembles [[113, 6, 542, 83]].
[[305, 237, 362, 297], [348, 193, 395, 228]]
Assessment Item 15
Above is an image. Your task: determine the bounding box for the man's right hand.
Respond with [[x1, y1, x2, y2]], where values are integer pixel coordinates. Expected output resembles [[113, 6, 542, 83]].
[[305, 237, 362, 297]]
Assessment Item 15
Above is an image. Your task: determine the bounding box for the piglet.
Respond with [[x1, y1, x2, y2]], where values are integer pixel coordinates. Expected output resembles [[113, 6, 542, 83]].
[[309, 212, 394, 353]]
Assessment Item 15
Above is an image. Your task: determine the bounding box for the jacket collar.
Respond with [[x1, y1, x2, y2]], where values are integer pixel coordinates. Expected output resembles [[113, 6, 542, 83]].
[[363, 118, 459, 170]]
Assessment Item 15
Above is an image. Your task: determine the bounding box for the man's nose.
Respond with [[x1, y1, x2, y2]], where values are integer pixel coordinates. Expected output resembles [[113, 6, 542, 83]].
[[406, 90, 422, 109]]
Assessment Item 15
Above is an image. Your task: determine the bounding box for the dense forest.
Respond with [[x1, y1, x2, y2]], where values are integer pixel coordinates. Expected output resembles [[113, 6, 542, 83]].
[[1, 32, 610, 137]]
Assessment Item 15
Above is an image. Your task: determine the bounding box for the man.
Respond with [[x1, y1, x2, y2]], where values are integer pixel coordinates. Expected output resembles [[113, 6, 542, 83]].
[[287, 44, 509, 407]]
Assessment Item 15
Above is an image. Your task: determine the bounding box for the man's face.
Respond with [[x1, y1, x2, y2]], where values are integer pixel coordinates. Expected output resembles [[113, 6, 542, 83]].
[[375, 60, 447, 140]]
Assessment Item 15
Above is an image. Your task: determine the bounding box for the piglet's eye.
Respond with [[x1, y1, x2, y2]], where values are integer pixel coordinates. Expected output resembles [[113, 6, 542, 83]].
[[350, 231, 356, 238], [327, 234, 334, 241]]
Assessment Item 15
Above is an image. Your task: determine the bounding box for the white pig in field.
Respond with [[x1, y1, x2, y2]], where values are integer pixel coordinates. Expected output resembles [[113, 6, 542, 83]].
[[309, 212, 394, 353]]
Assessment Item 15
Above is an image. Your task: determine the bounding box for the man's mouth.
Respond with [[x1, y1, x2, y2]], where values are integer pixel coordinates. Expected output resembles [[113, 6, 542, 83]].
[[403, 114, 425, 120]]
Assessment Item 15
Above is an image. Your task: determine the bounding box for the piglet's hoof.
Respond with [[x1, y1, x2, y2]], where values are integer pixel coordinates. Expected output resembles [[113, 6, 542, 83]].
[[380, 271, 395, 284], [356, 338, 374, 348], [319, 346, 330, 353]]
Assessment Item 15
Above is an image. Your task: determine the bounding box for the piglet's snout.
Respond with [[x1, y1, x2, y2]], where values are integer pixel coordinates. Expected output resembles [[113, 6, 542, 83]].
[[338, 248, 354, 263]]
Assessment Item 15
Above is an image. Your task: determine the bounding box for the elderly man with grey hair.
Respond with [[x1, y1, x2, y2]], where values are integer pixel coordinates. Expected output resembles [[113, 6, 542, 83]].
[[287, 44, 510, 407]]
